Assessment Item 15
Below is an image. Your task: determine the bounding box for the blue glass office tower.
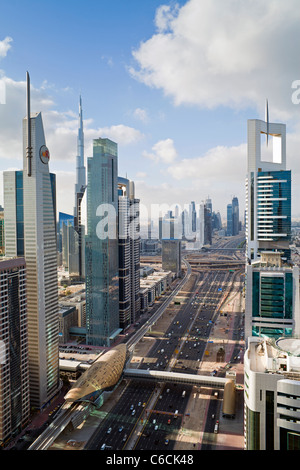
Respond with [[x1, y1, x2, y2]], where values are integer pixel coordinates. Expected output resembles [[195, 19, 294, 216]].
[[85, 138, 120, 346], [226, 203, 233, 236]]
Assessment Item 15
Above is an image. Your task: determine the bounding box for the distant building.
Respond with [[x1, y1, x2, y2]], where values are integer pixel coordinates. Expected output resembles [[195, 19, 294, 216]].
[[58, 305, 77, 344], [0, 257, 30, 445], [226, 203, 233, 236], [162, 239, 182, 277], [58, 212, 80, 276], [204, 204, 212, 244], [232, 196, 239, 235]]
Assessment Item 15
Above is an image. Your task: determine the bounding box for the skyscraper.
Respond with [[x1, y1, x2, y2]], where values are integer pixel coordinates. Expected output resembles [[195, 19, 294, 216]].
[[232, 196, 239, 235], [245, 117, 291, 261], [4, 73, 59, 408], [227, 196, 239, 236], [118, 177, 140, 329], [226, 204, 233, 236], [244, 112, 299, 343], [73, 96, 86, 278], [85, 138, 120, 346], [74, 95, 86, 212], [0, 257, 30, 445], [162, 239, 182, 277]]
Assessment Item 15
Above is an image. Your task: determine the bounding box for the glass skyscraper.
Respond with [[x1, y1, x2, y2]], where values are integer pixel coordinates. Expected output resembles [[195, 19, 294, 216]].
[[85, 138, 120, 346], [118, 177, 140, 329]]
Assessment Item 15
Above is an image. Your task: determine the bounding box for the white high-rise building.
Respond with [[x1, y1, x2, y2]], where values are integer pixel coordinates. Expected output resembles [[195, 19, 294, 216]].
[[245, 116, 290, 261], [4, 73, 60, 409]]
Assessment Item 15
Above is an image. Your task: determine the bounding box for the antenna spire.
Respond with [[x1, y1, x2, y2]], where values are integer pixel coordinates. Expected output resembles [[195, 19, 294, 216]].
[[26, 71, 32, 176], [265, 99, 269, 147]]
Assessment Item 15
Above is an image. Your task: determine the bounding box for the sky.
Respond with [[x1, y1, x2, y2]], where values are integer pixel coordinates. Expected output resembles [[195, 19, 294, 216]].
[[0, 0, 300, 227]]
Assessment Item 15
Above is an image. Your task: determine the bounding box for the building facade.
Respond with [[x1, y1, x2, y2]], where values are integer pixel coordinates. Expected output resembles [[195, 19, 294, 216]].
[[3, 74, 60, 409], [232, 196, 239, 235], [85, 138, 120, 346], [245, 118, 290, 261], [118, 177, 140, 330], [227, 204, 233, 236], [244, 336, 300, 450], [0, 257, 30, 445], [162, 239, 182, 277], [244, 116, 296, 343], [245, 252, 300, 340]]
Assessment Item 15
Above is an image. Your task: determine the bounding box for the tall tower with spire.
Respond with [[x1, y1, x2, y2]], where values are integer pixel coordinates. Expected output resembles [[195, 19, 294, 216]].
[[74, 95, 86, 214], [74, 96, 86, 278], [4, 72, 60, 409]]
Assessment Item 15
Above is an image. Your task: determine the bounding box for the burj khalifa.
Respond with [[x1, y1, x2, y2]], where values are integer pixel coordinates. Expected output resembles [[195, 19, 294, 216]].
[[74, 96, 86, 278], [74, 95, 86, 213]]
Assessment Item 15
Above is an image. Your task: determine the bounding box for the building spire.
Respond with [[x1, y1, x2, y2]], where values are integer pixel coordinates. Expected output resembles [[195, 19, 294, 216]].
[[74, 95, 86, 216], [26, 71, 32, 176], [265, 98, 269, 147]]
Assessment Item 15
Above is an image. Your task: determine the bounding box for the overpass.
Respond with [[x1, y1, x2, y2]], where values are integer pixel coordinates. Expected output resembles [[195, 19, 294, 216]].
[[123, 368, 230, 389]]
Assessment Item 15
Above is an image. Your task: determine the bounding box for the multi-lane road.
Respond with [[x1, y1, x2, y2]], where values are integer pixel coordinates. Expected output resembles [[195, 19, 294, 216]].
[[84, 242, 245, 450], [29, 236, 245, 451]]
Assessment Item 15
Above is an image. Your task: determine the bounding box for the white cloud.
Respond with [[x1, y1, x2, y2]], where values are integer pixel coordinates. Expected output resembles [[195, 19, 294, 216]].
[[155, 4, 179, 33], [95, 124, 144, 146], [130, 0, 300, 121], [0, 74, 145, 216], [133, 107, 148, 123], [136, 171, 147, 179], [167, 143, 247, 182], [0, 37, 12, 59], [143, 138, 177, 164]]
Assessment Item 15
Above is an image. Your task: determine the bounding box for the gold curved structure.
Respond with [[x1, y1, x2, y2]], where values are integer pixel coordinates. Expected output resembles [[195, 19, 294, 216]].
[[64, 344, 127, 403]]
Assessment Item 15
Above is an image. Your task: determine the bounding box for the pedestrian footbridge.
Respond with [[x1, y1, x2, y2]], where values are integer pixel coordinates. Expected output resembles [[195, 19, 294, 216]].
[[124, 368, 230, 389]]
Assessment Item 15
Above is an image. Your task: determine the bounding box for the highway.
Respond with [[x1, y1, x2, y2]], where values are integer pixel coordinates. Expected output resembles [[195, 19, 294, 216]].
[[84, 238, 245, 450], [28, 257, 192, 451], [29, 235, 245, 451], [126, 257, 192, 351]]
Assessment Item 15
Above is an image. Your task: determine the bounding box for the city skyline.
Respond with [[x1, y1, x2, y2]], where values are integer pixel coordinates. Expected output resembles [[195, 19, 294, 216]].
[[0, 0, 300, 223]]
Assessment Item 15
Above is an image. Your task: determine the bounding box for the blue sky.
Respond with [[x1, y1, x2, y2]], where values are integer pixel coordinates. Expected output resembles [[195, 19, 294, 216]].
[[0, 0, 300, 225]]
